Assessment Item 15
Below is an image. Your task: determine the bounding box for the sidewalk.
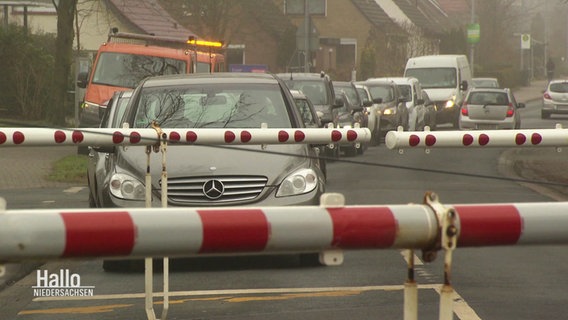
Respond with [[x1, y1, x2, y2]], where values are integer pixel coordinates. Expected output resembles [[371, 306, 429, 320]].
[[511, 78, 547, 103]]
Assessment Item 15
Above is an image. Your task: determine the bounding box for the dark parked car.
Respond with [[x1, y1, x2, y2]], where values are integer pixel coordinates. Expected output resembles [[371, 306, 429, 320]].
[[276, 72, 343, 126], [334, 90, 368, 156], [87, 90, 132, 208], [95, 72, 326, 210], [290, 89, 327, 179], [357, 79, 409, 137]]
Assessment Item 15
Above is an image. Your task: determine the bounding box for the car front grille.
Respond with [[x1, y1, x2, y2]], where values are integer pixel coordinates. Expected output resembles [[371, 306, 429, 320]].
[[161, 175, 268, 205]]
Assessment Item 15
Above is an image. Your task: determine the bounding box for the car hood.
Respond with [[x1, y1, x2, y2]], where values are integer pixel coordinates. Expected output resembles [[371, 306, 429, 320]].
[[114, 144, 312, 185], [423, 88, 457, 102]]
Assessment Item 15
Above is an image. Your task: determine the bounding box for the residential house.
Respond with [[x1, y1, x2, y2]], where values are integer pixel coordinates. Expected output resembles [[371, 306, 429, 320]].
[[1, 0, 198, 53]]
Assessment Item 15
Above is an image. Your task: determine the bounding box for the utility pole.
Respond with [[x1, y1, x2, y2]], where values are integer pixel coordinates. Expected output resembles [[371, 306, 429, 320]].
[[469, 0, 475, 77], [303, 0, 310, 72], [544, 1, 548, 78]]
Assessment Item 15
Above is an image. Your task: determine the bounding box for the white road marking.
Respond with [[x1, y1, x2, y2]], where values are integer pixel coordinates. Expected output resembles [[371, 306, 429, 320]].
[[63, 187, 85, 193], [32, 284, 482, 319]]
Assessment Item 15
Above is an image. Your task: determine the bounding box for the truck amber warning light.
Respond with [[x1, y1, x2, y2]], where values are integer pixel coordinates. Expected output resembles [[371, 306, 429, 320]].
[[187, 38, 223, 48]]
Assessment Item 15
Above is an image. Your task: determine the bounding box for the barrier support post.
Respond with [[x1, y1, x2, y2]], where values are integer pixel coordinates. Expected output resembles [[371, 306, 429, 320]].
[[439, 207, 458, 320], [145, 123, 171, 320], [403, 249, 418, 320], [0, 198, 5, 278]]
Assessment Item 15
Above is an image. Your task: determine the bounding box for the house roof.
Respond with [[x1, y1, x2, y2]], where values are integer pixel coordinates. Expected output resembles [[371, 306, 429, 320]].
[[350, 0, 404, 35], [386, 0, 456, 36], [106, 0, 199, 39]]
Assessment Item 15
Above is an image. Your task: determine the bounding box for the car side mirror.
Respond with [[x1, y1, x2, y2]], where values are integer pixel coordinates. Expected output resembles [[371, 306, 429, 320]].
[[517, 103, 525, 109], [351, 106, 364, 113], [77, 71, 89, 89], [332, 98, 344, 108], [372, 97, 383, 104], [460, 80, 468, 91], [362, 100, 373, 107], [416, 98, 425, 105]]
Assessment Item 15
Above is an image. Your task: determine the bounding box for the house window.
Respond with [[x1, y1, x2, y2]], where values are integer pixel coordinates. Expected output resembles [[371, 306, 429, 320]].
[[285, 0, 326, 15], [338, 38, 357, 66]]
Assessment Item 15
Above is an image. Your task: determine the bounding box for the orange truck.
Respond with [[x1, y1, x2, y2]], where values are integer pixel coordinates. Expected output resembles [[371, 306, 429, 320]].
[[76, 28, 225, 128]]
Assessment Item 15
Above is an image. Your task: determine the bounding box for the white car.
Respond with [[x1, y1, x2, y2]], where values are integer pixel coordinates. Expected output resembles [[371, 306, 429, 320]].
[[459, 87, 524, 130], [354, 83, 381, 145], [542, 79, 568, 119], [369, 77, 436, 131]]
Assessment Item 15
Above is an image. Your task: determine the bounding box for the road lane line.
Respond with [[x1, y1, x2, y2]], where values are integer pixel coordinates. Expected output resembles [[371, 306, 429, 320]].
[[30, 284, 481, 319]]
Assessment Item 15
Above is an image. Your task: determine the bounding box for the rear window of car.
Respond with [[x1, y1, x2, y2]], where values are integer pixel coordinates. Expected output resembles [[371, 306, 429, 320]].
[[283, 80, 329, 105], [549, 82, 568, 93], [132, 83, 292, 129], [468, 91, 509, 105]]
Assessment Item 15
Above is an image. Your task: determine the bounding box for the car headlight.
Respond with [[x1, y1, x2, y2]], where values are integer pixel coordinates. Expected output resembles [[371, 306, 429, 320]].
[[109, 173, 146, 200], [382, 107, 396, 115], [445, 97, 456, 109], [276, 168, 318, 197], [81, 101, 100, 110]]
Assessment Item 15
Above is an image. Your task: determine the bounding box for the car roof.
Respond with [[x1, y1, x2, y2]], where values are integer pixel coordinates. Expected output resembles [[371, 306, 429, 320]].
[[289, 89, 307, 99], [142, 72, 280, 88], [275, 72, 330, 81], [367, 77, 418, 85], [549, 79, 568, 85], [468, 87, 510, 94], [360, 78, 397, 86]]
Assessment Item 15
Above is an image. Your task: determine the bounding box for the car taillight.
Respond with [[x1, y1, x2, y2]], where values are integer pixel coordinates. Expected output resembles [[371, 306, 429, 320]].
[[461, 104, 468, 116], [506, 103, 514, 117], [544, 92, 552, 99]]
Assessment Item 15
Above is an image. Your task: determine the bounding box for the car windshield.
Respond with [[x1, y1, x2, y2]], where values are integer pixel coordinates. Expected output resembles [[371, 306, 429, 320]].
[[468, 91, 509, 105], [294, 98, 317, 126], [397, 84, 412, 101], [336, 85, 360, 106], [550, 82, 568, 93], [356, 87, 371, 103], [92, 52, 187, 88], [133, 83, 292, 129], [367, 85, 395, 103], [283, 80, 329, 105], [405, 68, 457, 89]]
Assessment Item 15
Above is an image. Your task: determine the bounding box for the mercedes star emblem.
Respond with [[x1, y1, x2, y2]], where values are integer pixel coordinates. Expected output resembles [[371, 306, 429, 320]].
[[203, 179, 224, 200]]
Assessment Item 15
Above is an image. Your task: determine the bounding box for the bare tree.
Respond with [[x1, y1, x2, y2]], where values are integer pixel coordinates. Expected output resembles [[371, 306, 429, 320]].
[[51, 0, 78, 126]]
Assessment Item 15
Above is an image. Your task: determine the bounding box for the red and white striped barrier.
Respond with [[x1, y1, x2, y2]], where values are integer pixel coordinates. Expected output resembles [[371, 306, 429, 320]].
[[0, 127, 371, 147], [385, 127, 568, 149], [2, 200, 568, 261]]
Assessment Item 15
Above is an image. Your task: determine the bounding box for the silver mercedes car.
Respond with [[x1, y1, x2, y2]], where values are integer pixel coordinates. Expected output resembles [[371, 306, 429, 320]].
[[93, 72, 326, 208]]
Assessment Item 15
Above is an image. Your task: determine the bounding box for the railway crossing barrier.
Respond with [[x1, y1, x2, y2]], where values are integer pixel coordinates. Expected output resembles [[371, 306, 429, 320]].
[[3, 125, 568, 319], [385, 124, 567, 151]]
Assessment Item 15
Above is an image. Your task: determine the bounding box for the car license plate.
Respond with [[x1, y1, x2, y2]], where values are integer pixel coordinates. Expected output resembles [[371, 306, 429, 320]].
[[477, 124, 496, 130]]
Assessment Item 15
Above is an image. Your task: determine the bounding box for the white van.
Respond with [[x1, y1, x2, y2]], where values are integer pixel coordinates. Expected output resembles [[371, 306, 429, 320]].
[[404, 55, 472, 128]]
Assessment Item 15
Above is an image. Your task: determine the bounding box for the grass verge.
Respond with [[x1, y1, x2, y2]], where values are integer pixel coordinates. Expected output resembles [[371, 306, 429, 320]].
[[47, 155, 89, 183]]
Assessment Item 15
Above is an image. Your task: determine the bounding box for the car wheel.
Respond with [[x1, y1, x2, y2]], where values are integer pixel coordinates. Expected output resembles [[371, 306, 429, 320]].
[[88, 191, 96, 208], [344, 146, 357, 157]]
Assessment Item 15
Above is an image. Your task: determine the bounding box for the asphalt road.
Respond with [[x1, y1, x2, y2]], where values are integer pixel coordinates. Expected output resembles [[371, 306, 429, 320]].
[[3, 98, 568, 319]]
